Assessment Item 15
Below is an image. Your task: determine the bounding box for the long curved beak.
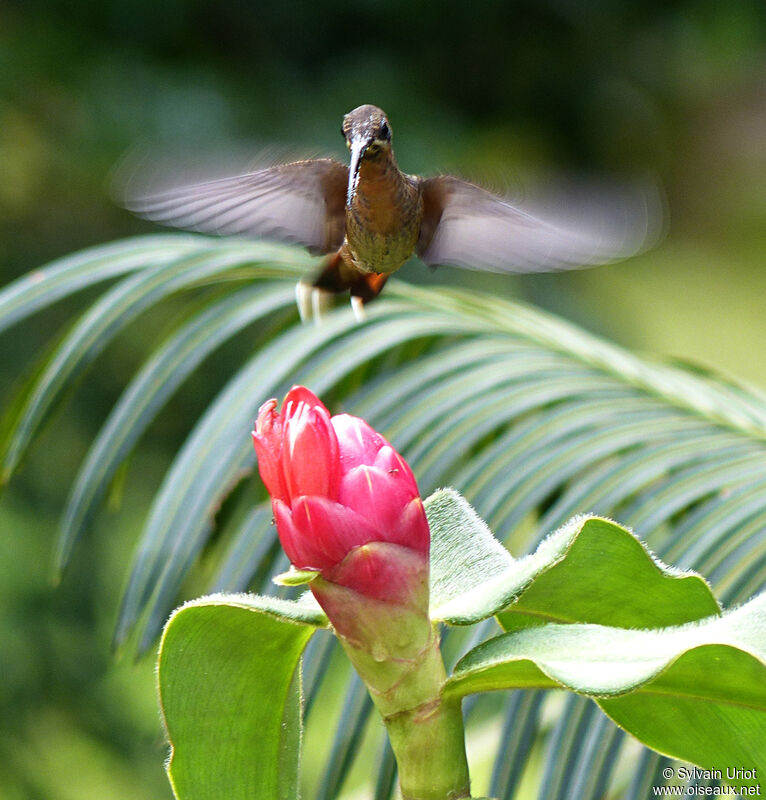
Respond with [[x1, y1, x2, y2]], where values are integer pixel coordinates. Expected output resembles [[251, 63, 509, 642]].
[[346, 137, 368, 206]]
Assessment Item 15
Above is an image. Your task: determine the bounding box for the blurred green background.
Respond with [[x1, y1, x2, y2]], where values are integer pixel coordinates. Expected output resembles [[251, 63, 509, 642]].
[[1, 1, 765, 798]]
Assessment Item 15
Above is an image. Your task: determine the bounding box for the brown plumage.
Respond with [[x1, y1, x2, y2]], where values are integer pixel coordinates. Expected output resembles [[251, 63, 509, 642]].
[[123, 104, 663, 320]]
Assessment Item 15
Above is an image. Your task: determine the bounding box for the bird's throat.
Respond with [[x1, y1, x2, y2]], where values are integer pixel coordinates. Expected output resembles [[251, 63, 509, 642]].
[[344, 154, 422, 275]]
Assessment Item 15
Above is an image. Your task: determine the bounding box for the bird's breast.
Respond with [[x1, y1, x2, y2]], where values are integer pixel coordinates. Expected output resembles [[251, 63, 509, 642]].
[[344, 159, 422, 275]]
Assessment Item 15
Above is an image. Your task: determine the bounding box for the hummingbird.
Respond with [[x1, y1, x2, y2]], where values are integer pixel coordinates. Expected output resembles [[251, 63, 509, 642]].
[[124, 104, 662, 321]]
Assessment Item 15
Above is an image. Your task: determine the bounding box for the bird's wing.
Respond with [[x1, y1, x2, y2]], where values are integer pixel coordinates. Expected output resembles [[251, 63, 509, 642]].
[[417, 175, 664, 273], [121, 158, 349, 254]]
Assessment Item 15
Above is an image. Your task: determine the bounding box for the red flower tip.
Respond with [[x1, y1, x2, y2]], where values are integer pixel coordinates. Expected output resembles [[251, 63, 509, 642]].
[[252, 399, 287, 502], [282, 385, 330, 420]]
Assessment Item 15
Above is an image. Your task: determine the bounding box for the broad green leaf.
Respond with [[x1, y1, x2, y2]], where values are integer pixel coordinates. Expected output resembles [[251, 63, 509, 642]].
[[425, 489, 719, 628], [158, 593, 326, 800], [495, 515, 720, 632], [446, 593, 766, 784]]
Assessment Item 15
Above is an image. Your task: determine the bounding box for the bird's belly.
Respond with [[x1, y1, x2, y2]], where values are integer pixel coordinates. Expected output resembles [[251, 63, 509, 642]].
[[344, 188, 421, 274], [344, 226, 418, 274]]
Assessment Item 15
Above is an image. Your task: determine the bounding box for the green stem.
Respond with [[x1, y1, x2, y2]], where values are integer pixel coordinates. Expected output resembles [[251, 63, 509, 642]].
[[340, 627, 471, 800], [310, 557, 470, 798]]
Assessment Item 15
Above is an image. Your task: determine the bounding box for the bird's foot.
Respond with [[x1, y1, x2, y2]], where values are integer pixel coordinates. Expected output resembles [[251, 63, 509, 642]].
[[295, 281, 334, 324], [295, 280, 368, 324], [350, 295, 366, 322]]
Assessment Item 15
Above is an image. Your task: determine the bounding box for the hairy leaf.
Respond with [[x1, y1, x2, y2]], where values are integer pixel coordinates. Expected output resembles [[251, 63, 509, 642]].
[[446, 594, 766, 784], [426, 489, 719, 628], [158, 593, 325, 800]]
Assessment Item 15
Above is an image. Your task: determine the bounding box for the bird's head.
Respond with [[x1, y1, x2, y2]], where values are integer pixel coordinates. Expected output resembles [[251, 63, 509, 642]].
[[341, 105, 393, 205]]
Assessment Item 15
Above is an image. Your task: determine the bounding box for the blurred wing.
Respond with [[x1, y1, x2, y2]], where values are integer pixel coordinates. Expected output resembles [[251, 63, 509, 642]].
[[417, 175, 665, 273], [121, 158, 348, 254]]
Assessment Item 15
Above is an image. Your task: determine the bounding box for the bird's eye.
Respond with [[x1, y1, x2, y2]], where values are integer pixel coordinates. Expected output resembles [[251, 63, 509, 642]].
[[379, 121, 390, 140], [340, 126, 346, 138]]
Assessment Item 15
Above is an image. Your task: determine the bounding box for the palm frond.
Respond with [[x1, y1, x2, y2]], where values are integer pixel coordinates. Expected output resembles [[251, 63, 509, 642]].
[[2, 235, 764, 799]]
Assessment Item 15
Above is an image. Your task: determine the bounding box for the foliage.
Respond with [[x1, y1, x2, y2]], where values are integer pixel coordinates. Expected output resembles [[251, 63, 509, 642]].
[[157, 495, 765, 799], [2, 236, 766, 797]]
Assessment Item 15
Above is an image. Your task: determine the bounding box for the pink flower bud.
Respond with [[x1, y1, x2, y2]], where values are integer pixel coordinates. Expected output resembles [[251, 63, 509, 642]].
[[252, 386, 430, 643]]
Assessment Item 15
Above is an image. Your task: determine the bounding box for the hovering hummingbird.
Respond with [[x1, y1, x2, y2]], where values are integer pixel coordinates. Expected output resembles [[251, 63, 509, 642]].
[[124, 104, 662, 321]]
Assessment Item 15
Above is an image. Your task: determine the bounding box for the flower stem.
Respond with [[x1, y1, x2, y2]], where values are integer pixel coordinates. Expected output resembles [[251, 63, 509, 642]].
[[385, 692, 470, 800], [338, 625, 471, 800]]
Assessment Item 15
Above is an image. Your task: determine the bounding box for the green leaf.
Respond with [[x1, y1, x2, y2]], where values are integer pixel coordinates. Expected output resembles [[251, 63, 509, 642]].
[[55, 282, 295, 573], [158, 593, 327, 800], [0, 234, 207, 335], [425, 489, 719, 628], [2, 240, 312, 480], [446, 593, 766, 783], [426, 488, 514, 624]]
